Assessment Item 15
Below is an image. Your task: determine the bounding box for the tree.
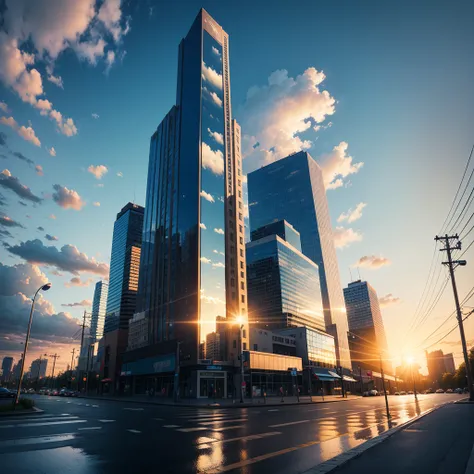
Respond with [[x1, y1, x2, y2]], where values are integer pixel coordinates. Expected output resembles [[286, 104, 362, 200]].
[[453, 349, 474, 389], [440, 372, 454, 390]]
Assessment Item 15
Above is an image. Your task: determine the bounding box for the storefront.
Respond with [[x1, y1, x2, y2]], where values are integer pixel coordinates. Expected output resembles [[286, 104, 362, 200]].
[[197, 370, 227, 399]]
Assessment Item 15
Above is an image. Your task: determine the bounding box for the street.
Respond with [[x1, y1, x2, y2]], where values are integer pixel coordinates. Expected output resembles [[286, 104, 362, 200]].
[[0, 394, 463, 473]]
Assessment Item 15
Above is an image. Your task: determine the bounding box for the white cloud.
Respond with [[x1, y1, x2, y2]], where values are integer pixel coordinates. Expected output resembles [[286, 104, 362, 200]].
[[87, 164, 108, 179], [212, 46, 220, 56], [47, 74, 63, 88], [202, 142, 224, 175], [0, 102, 9, 113], [355, 255, 391, 269], [333, 226, 363, 249], [116, 171, 123, 177], [379, 294, 401, 308], [199, 222, 207, 230], [202, 63, 222, 90], [92, 201, 100, 207], [214, 228, 224, 235], [48, 147, 56, 157], [91, 113, 99, 119], [49, 109, 77, 137], [201, 294, 225, 305], [208, 127, 224, 145], [212, 262, 225, 268], [239, 67, 336, 171], [52, 184, 85, 210], [200, 190, 215, 203], [200, 257, 211, 264], [337, 202, 367, 224], [105, 50, 115, 74], [49, 214, 56, 220], [35, 165, 43, 176], [210, 91, 222, 108], [320, 142, 363, 190], [1, 116, 41, 146]]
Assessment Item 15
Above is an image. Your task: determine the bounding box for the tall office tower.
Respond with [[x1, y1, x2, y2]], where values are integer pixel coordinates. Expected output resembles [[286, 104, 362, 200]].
[[205, 332, 221, 361], [1, 356, 13, 382], [248, 151, 351, 369], [30, 358, 47, 380], [426, 349, 456, 386], [104, 203, 144, 333], [343, 280, 388, 373], [90, 281, 109, 341], [443, 353, 456, 374], [136, 9, 248, 364]]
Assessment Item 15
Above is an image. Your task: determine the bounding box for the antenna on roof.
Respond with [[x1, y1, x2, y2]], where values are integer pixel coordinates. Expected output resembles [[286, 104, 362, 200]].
[[349, 267, 353, 282], [357, 267, 361, 280]]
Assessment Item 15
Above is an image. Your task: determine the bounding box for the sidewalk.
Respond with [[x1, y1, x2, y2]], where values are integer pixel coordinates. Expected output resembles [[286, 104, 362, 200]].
[[327, 401, 474, 474], [82, 393, 360, 408]]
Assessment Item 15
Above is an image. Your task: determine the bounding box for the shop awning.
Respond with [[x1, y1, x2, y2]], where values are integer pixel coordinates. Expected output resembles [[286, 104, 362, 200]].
[[343, 375, 357, 382], [328, 371, 341, 379], [313, 373, 338, 381]]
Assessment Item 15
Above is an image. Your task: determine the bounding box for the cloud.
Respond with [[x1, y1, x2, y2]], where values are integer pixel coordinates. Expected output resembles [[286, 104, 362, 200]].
[[64, 276, 94, 288], [379, 294, 401, 308], [202, 63, 222, 90], [44, 234, 58, 241], [52, 184, 85, 210], [49, 110, 77, 136], [209, 91, 222, 108], [37, 226, 44, 231], [202, 142, 224, 175], [49, 214, 56, 220], [338, 202, 367, 224], [200, 190, 215, 203], [238, 67, 336, 171], [0, 215, 25, 228], [87, 164, 108, 179], [208, 127, 224, 145], [0, 116, 41, 146], [200, 257, 212, 264], [212, 46, 220, 56], [91, 113, 99, 119], [0, 228, 13, 239], [116, 171, 123, 177], [48, 147, 56, 157], [212, 262, 225, 268], [18, 201, 27, 206], [0, 131, 7, 147], [6, 239, 109, 276], [0, 262, 48, 297], [0, 169, 42, 203], [201, 295, 225, 305], [320, 142, 364, 190], [214, 228, 224, 235], [355, 255, 392, 269], [333, 226, 363, 249], [199, 222, 207, 230], [35, 164, 43, 176], [105, 50, 115, 74], [12, 151, 34, 166], [61, 299, 92, 308], [0, 0, 129, 136], [0, 102, 9, 113], [92, 201, 100, 207]]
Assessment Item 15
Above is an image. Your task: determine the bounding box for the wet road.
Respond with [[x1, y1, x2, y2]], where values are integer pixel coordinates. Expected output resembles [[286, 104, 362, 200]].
[[0, 394, 463, 473]]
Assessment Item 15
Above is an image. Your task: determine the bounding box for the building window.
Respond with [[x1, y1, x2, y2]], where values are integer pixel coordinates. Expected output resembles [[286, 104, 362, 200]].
[[238, 180, 241, 186], [240, 249, 244, 257], [239, 225, 243, 233], [243, 342, 247, 350], [240, 271, 244, 278], [239, 201, 243, 209], [243, 329, 246, 338], [239, 213, 243, 221], [253, 344, 258, 351], [240, 237, 243, 245], [232, 292, 236, 300], [241, 281, 244, 290], [233, 340, 236, 349], [240, 261, 244, 269], [238, 190, 241, 198], [241, 295, 245, 303], [231, 278, 235, 287]]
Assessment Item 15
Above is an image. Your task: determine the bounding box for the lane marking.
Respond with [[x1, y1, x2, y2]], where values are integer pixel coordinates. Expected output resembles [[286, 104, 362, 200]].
[[199, 418, 247, 426], [211, 425, 244, 432], [176, 427, 208, 433], [269, 420, 309, 428], [163, 425, 181, 428], [198, 431, 281, 446], [268, 409, 279, 412], [0, 416, 78, 424], [128, 429, 141, 434], [0, 420, 87, 428], [92, 405, 99, 408], [99, 420, 116, 423], [123, 408, 144, 411], [78, 427, 102, 431], [85, 404, 90, 407], [0, 433, 76, 448]]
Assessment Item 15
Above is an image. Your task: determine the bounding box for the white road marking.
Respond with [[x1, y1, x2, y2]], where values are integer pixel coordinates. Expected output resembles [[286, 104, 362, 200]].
[[0, 433, 75, 448], [197, 431, 281, 446], [92, 405, 99, 407], [99, 420, 116, 423], [211, 425, 244, 432], [176, 427, 208, 432], [123, 408, 144, 411], [128, 429, 141, 434], [85, 404, 90, 407], [163, 425, 181, 428], [199, 418, 247, 426], [1, 420, 87, 428], [78, 427, 102, 431], [0, 416, 77, 424], [269, 420, 310, 428], [268, 409, 279, 412]]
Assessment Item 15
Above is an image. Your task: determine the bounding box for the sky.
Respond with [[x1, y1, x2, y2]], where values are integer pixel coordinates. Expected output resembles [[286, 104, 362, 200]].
[[0, 0, 473, 376]]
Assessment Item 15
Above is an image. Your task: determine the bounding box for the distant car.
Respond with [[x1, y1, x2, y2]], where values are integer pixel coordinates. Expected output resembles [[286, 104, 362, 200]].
[[435, 389, 444, 393], [0, 387, 15, 398], [408, 390, 414, 395], [27, 388, 35, 394], [400, 391, 407, 395], [446, 389, 453, 393], [454, 388, 462, 394], [425, 388, 434, 394], [362, 391, 370, 397], [369, 390, 378, 396], [50, 389, 59, 396], [394, 391, 400, 395]]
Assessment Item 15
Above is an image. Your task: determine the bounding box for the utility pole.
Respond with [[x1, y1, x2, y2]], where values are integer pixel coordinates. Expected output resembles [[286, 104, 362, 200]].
[[48, 354, 60, 390], [435, 234, 474, 401], [79, 311, 89, 393], [174, 341, 181, 402], [70, 348, 76, 390]]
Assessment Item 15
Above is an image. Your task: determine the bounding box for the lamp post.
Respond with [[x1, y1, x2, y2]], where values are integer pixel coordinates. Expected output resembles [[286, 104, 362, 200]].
[[14, 283, 52, 408]]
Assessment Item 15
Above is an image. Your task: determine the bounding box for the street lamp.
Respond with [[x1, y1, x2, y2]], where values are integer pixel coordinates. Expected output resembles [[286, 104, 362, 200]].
[[14, 283, 52, 408], [407, 356, 418, 400], [236, 316, 245, 403]]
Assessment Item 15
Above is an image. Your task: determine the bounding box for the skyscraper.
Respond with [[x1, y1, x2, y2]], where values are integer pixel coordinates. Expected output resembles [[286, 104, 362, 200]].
[[104, 203, 144, 333], [90, 281, 108, 341], [136, 9, 248, 365], [248, 151, 351, 369], [343, 280, 388, 373], [30, 357, 47, 380], [1, 356, 13, 383]]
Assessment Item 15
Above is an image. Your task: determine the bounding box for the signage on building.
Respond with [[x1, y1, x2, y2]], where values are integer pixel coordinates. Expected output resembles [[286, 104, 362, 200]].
[[206, 365, 222, 371]]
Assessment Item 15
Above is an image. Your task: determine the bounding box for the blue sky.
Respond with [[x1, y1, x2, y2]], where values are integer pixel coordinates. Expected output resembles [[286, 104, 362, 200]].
[[0, 0, 473, 373]]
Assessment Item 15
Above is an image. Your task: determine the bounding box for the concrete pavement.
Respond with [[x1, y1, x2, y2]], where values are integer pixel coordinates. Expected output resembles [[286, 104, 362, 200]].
[[0, 393, 463, 473]]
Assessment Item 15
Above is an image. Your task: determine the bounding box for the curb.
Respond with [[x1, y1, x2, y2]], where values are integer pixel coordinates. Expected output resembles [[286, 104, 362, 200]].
[[0, 406, 44, 417], [80, 395, 361, 409], [302, 403, 448, 474]]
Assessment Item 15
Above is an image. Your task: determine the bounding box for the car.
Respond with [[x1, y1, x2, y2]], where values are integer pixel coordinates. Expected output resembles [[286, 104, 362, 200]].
[[408, 390, 414, 395], [425, 388, 434, 394], [446, 388, 453, 393], [0, 387, 15, 398], [369, 390, 378, 396], [454, 388, 463, 394], [27, 388, 35, 394], [400, 391, 407, 395], [435, 388, 444, 393], [394, 391, 400, 395]]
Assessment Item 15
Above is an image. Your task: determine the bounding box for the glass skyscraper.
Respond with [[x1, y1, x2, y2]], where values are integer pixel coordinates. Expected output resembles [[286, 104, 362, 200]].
[[246, 220, 325, 332], [248, 151, 351, 369], [343, 280, 388, 373], [90, 280, 108, 341], [136, 9, 247, 364], [104, 203, 144, 333]]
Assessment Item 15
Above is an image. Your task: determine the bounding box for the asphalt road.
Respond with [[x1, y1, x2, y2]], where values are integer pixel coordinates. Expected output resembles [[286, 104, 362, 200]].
[[0, 393, 463, 474]]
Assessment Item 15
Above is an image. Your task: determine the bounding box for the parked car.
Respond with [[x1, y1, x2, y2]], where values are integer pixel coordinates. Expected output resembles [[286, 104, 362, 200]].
[[408, 390, 414, 395], [425, 388, 434, 394], [454, 388, 463, 394], [399, 391, 406, 395], [394, 391, 400, 395], [0, 387, 15, 398], [435, 388, 444, 393], [446, 388, 453, 393], [27, 388, 35, 394], [369, 390, 378, 396]]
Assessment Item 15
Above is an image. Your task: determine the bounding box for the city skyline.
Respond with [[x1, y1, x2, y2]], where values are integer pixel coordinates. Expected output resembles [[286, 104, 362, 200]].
[[0, 0, 473, 375]]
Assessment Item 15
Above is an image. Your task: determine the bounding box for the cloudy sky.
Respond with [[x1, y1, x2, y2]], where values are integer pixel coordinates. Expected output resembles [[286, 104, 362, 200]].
[[0, 0, 473, 375]]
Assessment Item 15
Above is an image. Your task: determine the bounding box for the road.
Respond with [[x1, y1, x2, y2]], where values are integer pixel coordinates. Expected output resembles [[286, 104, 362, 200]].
[[0, 393, 463, 474]]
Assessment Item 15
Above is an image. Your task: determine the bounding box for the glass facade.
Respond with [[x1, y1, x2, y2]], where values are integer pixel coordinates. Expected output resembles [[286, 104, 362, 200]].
[[104, 203, 144, 334], [250, 220, 302, 252], [247, 151, 351, 369], [90, 280, 108, 341], [246, 234, 325, 332]]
